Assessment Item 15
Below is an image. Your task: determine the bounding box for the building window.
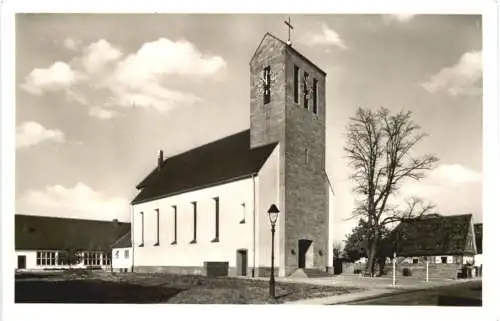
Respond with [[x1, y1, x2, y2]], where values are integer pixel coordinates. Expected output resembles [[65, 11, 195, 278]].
[[83, 252, 101, 266], [413, 258, 419, 264], [303, 71, 309, 109], [293, 65, 299, 104], [212, 197, 220, 242], [57, 251, 65, 265], [263, 66, 271, 105], [441, 256, 448, 264], [312, 78, 318, 114], [36, 251, 57, 266], [154, 208, 160, 246], [115, 250, 120, 259], [265, 111, 270, 131], [171, 205, 177, 245], [190, 201, 197, 244], [124, 249, 129, 259], [103, 253, 111, 266], [240, 202, 246, 224]]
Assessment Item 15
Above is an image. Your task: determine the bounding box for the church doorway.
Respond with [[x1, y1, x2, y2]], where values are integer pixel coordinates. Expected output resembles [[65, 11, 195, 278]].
[[298, 239, 313, 269], [17, 255, 26, 269], [236, 249, 248, 276]]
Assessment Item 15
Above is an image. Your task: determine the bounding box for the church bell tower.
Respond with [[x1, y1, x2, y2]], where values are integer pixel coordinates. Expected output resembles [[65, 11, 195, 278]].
[[249, 27, 329, 275]]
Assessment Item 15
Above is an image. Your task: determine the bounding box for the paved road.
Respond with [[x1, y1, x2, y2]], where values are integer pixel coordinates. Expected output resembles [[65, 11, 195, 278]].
[[346, 280, 481, 306]]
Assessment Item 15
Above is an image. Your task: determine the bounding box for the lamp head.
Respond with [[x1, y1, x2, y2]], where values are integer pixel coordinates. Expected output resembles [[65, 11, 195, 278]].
[[267, 204, 280, 225]]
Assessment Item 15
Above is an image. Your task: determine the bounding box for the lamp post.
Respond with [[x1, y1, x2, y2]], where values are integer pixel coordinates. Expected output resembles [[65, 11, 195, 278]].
[[267, 204, 280, 300]]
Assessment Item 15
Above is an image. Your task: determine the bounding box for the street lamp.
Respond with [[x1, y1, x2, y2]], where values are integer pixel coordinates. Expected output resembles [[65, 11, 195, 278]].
[[267, 204, 280, 300]]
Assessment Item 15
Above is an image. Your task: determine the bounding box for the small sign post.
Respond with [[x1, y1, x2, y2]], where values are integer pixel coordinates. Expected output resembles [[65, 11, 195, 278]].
[[392, 252, 396, 287], [426, 259, 429, 282]]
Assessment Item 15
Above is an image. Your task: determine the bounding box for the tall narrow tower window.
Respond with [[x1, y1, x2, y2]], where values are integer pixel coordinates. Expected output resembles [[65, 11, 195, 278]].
[[263, 66, 271, 105], [190, 202, 197, 244], [313, 78, 318, 114], [293, 65, 300, 104], [303, 71, 309, 109]]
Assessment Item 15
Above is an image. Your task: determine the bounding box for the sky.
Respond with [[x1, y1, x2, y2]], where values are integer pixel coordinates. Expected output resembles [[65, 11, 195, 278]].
[[14, 13, 483, 242]]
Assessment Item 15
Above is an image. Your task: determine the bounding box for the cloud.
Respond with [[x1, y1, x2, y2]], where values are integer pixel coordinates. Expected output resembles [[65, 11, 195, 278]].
[[81, 39, 123, 74], [63, 37, 81, 51], [301, 24, 347, 49], [21, 61, 83, 95], [428, 164, 482, 184], [399, 163, 482, 215], [88, 106, 118, 120], [385, 14, 416, 22], [115, 38, 226, 81], [18, 182, 129, 222], [21, 37, 226, 119], [16, 121, 66, 149], [422, 50, 483, 97]]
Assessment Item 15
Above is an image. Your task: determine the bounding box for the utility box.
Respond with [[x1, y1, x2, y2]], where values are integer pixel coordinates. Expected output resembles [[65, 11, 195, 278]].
[[204, 261, 229, 277]]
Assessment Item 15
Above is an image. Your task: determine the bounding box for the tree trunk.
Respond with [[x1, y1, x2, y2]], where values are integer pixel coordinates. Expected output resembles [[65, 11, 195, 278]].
[[365, 239, 378, 277]]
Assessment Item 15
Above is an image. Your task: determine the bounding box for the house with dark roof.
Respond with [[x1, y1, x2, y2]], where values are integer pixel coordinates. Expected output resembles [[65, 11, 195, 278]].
[[474, 223, 482, 255], [111, 231, 132, 272], [391, 214, 477, 265], [130, 32, 334, 277], [15, 214, 130, 271]]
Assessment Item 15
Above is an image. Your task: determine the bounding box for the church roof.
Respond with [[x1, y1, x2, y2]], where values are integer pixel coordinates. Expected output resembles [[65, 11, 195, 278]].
[[391, 214, 476, 257], [132, 129, 278, 205], [15, 214, 130, 251]]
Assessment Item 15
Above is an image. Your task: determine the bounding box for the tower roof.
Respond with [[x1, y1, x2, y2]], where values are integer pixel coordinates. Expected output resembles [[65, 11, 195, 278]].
[[249, 32, 327, 76]]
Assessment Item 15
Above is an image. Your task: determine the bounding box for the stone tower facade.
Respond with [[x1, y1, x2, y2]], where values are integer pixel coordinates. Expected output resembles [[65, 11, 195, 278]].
[[250, 33, 329, 275]]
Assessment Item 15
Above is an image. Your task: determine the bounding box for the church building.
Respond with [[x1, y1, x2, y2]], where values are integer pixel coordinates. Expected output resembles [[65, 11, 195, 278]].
[[131, 31, 334, 277]]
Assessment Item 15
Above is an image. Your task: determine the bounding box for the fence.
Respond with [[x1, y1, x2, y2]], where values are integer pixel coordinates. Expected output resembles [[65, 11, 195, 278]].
[[342, 261, 463, 280]]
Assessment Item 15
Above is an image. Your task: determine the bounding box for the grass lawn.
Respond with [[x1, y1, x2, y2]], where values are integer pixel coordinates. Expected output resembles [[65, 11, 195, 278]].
[[15, 270, 359, 304]]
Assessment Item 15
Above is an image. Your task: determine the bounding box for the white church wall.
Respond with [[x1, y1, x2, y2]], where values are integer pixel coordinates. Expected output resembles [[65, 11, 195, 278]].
[[257, 144, 281, 275], [132, 177, 256, 272]]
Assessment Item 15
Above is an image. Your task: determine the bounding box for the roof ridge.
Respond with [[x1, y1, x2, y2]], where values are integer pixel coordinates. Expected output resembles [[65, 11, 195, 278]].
[[111, 230, 131, 248], [15, 214, 130, 224]]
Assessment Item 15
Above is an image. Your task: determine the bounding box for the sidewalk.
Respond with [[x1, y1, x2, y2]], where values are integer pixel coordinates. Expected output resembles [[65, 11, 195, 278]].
[[280, 276, 481, 305]]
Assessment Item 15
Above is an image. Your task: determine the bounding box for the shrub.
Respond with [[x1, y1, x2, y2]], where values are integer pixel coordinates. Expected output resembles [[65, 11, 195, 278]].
[[402, 267, 412, 276], [353, 268, 362, 274]]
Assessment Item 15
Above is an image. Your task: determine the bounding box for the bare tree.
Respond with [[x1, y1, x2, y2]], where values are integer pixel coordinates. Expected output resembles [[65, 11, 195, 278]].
[[344, 107, 438, 276], [332, 241, 343, 259]]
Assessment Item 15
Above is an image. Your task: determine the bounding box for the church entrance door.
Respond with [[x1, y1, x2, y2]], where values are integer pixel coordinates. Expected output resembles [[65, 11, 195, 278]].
[[298, 239, 313, 269], [236, 249, 247, 276]]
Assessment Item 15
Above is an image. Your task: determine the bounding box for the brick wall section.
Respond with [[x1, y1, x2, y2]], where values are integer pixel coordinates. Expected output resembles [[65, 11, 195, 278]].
[[249, 34, 329, 275], [249, 36, 287, 150], [283, 48, 328, 271]]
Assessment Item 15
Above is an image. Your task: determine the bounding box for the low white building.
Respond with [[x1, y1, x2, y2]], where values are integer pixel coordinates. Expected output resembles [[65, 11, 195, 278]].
[[15, 214, 130, 271], [112, 231, 132, 272]]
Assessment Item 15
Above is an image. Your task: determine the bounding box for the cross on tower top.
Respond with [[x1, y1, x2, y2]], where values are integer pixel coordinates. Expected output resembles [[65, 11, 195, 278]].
[[284, 16, 294, 46]]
